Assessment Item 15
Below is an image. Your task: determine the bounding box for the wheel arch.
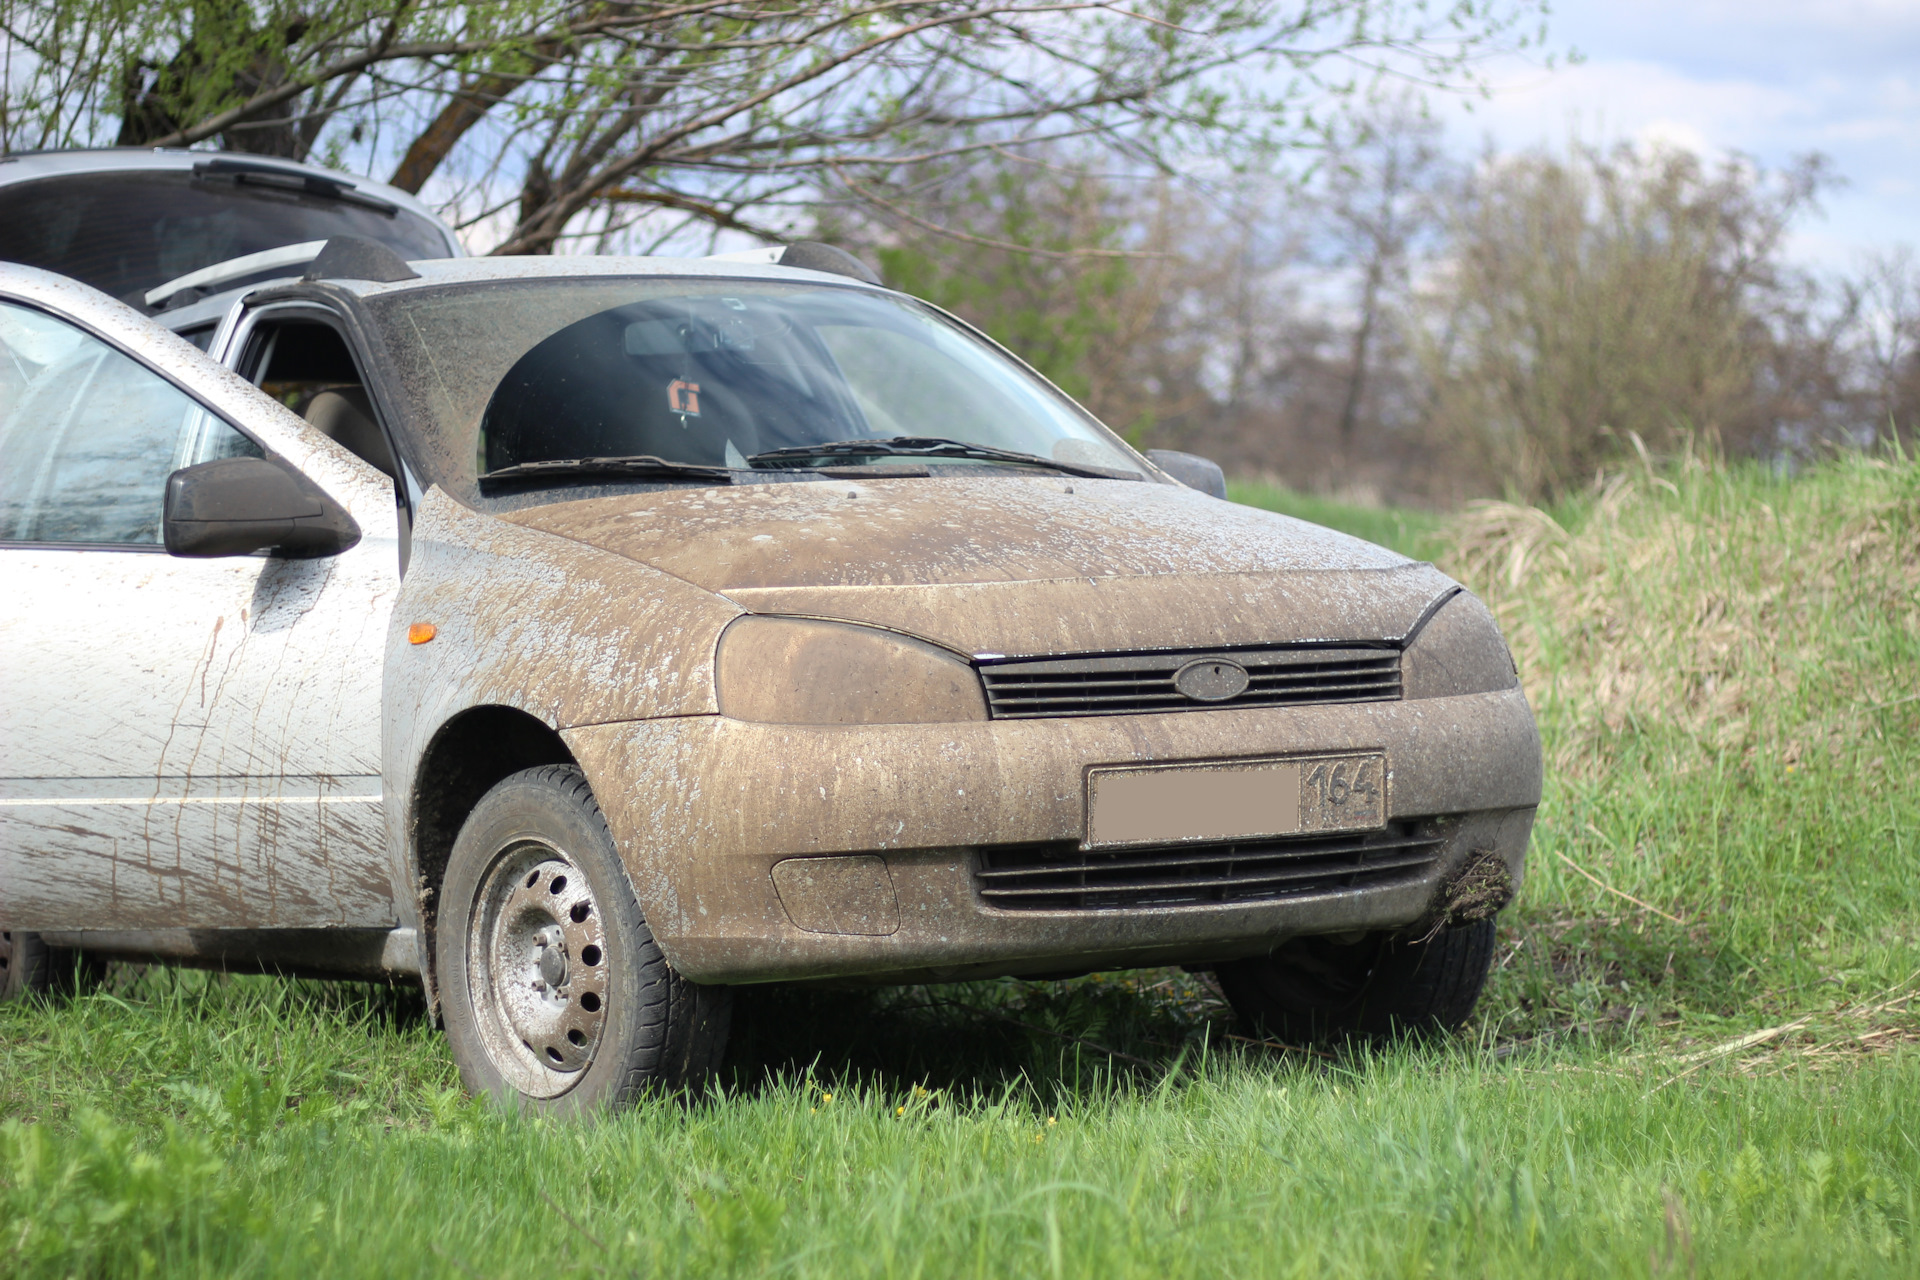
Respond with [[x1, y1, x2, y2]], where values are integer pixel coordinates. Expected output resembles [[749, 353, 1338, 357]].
[[408, 704, 575, 1004]]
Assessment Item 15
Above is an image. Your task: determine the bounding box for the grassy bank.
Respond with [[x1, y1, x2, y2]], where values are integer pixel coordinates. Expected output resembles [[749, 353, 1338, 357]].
[[1225, 479, 1446, 560], [1465, 454, 1920, 1040], [5, 454, 1917, 1277]]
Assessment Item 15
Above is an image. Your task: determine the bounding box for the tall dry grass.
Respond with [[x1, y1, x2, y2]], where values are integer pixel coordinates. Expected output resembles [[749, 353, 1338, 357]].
[[1424, 446, 1920, 1035], [1440, 447, 1920, 779]]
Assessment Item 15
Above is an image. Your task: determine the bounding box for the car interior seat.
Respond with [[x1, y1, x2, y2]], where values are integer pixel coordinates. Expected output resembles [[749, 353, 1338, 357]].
[[249, 320, 398, 481], [303, 386, 395, 479]]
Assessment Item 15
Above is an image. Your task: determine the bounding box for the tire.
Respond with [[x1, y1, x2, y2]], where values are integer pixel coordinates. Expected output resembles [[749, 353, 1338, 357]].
[[0, 929, 96, 1002], [1216, 918, 1496, 1044], [436, 765, 730, 1113]]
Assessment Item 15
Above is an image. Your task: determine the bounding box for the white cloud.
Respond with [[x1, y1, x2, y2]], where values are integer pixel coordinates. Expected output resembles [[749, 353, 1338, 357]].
[[1456, 59, 1873, 157], [1633, 119, 1714, 157], [1430, 0, 1920, 268]]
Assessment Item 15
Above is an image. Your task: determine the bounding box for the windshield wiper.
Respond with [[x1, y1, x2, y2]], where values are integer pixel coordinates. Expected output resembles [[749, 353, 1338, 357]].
[[746, 436, 1141, 480], [192, 158, 399, 213], [478, 455, 733, 491]]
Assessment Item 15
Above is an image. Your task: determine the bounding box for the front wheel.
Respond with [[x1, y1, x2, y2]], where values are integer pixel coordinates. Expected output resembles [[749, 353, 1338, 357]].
[[436, 765, 730, 1113], [1216, 918, 1496, 1044]]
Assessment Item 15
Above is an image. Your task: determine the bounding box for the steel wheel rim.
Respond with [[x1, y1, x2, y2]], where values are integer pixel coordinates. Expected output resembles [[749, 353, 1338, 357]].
[[466, 840, 611, 1098]]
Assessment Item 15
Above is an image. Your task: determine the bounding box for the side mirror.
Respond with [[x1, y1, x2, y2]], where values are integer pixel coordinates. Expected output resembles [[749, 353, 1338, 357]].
[[164, 456, 361, 558], [1146, 449, 1227, 499]]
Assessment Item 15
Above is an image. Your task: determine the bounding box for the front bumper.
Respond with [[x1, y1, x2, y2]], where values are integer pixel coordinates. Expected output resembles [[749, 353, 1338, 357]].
[[564, 686, 1541, 983]]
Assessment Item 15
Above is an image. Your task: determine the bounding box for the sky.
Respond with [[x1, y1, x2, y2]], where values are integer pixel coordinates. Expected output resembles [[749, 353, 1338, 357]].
[[1442, 0, 1920, 269]]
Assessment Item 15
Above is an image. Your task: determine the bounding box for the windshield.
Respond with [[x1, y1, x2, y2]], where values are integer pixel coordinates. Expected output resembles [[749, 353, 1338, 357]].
[[0, 171, 451, 307], [364, 278, 1145, 500]]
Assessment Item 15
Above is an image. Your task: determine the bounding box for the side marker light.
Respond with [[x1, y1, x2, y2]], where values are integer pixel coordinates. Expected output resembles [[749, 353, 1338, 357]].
[[408, 623, 437, 645]]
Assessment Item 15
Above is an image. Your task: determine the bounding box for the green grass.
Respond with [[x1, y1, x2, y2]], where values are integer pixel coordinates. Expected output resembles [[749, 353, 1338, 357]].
[[1225, 480, 1445, 560], [5, 458, 1918, 1277], [7, 981, 1917, 1278]]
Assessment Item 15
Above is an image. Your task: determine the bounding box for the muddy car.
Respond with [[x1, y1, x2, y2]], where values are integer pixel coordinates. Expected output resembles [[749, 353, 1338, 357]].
[[0, 238, 1540, 1111]]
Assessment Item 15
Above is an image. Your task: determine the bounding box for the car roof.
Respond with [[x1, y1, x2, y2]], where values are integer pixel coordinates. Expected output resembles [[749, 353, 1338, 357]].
[[153, 252, 884, 333], [0, 148, 457, 254], [331, 252, 885, 298]]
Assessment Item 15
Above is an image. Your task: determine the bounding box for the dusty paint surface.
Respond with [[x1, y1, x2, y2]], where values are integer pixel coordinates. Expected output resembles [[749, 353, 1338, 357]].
[[379, 487, 743, 945], [505, 476, 1410, 589], [723, 569, 1452, 659], [565, 687, 1541, 982], [1, 265, 402, 931], [505, 477, 1454, 656], [382, 487, 736, 736], [373, 461, 1539, 985]]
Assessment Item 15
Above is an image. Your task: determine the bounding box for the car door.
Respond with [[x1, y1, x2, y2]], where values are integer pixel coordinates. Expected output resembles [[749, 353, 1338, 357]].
[[0, 268, 401, 930]]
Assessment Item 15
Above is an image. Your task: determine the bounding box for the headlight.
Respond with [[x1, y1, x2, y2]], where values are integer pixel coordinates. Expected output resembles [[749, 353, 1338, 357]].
[[715, 616, 988, 724], [1401, 590, 1519, 699]]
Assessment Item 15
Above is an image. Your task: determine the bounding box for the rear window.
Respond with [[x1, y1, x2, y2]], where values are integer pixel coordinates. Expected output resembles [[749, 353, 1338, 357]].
[[0, 169, 450, 307]]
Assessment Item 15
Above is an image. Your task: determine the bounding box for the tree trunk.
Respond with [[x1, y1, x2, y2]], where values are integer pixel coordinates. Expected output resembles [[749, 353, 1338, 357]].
[[1337, 256, 1384, 446]]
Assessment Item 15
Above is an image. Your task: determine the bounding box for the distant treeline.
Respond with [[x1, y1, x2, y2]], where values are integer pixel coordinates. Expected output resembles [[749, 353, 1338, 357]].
[[830, 105, 1919, 505]]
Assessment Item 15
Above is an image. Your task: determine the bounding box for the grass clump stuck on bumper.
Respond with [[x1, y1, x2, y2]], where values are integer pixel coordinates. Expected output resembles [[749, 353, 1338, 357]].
[[4, 452, 1918, 1277]]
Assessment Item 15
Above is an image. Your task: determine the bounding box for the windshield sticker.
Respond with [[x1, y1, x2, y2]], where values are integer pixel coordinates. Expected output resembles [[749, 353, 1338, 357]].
[[668, 379, 702, 416]]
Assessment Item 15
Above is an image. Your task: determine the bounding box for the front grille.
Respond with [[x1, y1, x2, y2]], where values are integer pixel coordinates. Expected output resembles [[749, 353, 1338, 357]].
[[977, 646, 1400, 719], [974, 822, 1442, 911]]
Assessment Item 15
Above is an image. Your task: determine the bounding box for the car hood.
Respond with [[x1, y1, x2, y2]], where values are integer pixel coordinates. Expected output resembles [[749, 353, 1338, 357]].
[[501, 475, 1460, 656]]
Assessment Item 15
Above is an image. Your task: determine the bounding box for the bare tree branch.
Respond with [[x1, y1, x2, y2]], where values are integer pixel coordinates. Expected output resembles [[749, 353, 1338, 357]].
[[3, 0, 1552, 251]]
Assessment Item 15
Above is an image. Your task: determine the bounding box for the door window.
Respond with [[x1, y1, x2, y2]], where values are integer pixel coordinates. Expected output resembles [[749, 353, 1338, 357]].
[[246, 319, 397, 478], [0, 301, 260, 545]]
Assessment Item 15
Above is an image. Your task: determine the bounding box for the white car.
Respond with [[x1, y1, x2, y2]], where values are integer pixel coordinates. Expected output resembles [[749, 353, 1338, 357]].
[[0, 148, 458, 311]]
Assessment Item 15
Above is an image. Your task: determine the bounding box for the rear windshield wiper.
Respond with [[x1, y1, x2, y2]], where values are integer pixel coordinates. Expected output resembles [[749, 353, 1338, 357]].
[[747, 436, 1142, 480], [192, 158, 399, 214], [478, 455, 733, 491]]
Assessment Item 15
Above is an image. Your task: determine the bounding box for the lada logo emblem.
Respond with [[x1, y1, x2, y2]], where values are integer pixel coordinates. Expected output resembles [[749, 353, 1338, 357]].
[[1173, 658, 1250, 702]]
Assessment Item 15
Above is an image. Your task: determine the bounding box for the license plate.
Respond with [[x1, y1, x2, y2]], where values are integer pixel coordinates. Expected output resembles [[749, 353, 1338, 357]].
[[1084, 752, 1386, 849]]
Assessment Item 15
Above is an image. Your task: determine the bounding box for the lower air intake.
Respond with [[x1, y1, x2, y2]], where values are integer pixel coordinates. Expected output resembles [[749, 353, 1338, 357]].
[[974, 822, 1443, 911]]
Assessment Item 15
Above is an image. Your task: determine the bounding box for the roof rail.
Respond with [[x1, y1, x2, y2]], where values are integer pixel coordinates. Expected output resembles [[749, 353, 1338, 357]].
[[145, 240, 327, 308]]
